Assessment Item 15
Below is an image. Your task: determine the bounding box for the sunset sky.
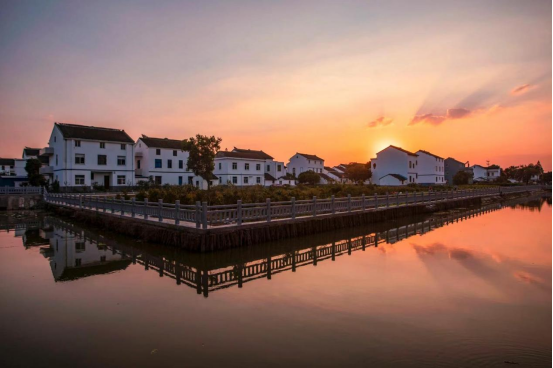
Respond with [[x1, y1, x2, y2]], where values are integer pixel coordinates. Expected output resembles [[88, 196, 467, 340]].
[[1, 0, 551, 169]]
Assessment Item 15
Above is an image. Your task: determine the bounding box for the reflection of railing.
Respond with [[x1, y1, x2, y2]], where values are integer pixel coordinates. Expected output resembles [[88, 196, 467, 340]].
[[0, 186, 43, 195], [43, 186, 540, 230], [43, 201, 505, 297]]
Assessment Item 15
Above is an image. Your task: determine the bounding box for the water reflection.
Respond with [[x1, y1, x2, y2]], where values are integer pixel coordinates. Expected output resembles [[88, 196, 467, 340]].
[[9, 194, 549, 297]]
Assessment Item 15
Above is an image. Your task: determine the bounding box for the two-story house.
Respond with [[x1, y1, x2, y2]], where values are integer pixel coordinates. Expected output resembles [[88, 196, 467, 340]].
[[215, 148, 283, 186], [286, 153, 324, 177], [415, 150, 445, 185], [42, 123, 135, 189], [444, 157, 468, 184], [370, 145, 418, 186]]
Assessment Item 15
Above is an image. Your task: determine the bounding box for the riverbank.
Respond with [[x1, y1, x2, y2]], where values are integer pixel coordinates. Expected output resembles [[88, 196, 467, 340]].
[[46, 189, 545, 252]]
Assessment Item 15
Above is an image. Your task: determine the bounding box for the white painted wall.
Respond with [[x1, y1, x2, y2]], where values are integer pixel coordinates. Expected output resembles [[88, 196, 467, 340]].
[[371, 146, 418, 186], [215, 158, 266, 185], [286, 154, 324, 177], [415, 151, 445, 185]]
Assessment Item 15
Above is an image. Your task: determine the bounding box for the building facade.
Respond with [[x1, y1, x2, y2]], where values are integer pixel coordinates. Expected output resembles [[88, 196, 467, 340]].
[[444, 157, 467, 184], [215, 148, 283, 186], [42, 123, 135, 189], [415, 150, 445, 185], [286, 153, 324, 177], [370, 145, 418, 186]]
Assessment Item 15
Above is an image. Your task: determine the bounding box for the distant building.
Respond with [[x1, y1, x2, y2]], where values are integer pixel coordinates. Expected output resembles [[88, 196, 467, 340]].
[[370, 145, 418, 186], [134, 135, 216, 188], [415, 150, 445, 185], [42, 123, 135, 189], [22, 147, 41, 160], [444, 157, 467, 184], [215, 147, 284, 186], [286, 153, 324, 177], [0, 158, 29, 187]]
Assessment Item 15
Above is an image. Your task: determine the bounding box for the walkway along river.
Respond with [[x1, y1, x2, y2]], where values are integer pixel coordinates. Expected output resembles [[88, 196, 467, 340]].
[[43, 186, 543, 251]]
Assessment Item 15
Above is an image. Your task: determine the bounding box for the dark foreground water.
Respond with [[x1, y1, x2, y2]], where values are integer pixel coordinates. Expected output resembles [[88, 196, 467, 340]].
[[0, 196, 551, 368]]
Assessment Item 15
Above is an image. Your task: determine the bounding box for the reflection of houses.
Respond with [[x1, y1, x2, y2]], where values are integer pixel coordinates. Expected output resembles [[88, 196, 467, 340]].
[[42, 219, 130, 281]]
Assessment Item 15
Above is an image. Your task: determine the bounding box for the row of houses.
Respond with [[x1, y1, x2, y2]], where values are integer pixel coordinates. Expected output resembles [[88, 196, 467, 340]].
[[1, 122, 501, 188]]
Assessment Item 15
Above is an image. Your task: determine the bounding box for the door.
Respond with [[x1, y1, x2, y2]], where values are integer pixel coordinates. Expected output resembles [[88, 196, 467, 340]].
[[104, 175, 110, 189]]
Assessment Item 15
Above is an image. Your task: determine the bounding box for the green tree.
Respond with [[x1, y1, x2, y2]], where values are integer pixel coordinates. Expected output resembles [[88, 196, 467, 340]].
[[298, 170, 320, 185], [541, 171, 552, 184], [25, 158, 46, 186], [453, 170, 472, 185], [345, 162, 372, 184], [182, 135, 222, 188]]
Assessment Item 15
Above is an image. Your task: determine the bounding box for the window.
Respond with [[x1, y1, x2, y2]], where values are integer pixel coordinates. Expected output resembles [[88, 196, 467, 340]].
[[75, 140, 81, 147], [179, 160, 183, 169], [97, 155, 107, 165], [277, 165, 282, 172], [75, 258, 82, 267], [188, 176, 193, 185], [117, 156, 126, 166], [100, 256, 106, 263], [436, 177, 438, 182], [56, 154, 58, 165], [244, 177, 249, 184], [218, 163, 222, 170], [155, 176, 162, 185], [117, 175, 125, 185], [245, 163, 250, 170], [75, 175, 85, 185], [178, 176, 183, 185], [156, 149, 161, 155], [232, 162, 237, 170], [267, 165, 270, 171], [121, 144, 126, 150], [195, 180, 199, 187], [256, 177, 261, 184], [232, 176, 237, 184], [167, 159, 172, 169], [75, 154, 85, 165], [256, 164, 261, 170], [373, 163, 376, 169], [173, 150, 177, 156], [137, 160, 141, 169], [100, 142, 105, 149], [155, 159, 162, 168], [54, 136, 56, 142]]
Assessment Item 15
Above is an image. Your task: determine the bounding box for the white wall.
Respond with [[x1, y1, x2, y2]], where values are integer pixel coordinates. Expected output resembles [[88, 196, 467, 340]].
[[215, 158, 265, 185], [286, 154, 324, 177], [134, 139, 195, 185], [371, 147, 417, 185], [472, 165, 488, 181], [416, 151, 445, 185]]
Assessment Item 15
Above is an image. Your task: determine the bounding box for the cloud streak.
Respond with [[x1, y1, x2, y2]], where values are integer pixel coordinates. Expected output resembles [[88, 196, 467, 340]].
[[409, 108, 472, 126], [511, 83, 534, 95], [367, 116, 393, 128]]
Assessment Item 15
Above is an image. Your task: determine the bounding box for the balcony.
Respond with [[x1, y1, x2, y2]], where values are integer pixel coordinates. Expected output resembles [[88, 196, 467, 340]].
[[40, 147, 54, 156], [39, 166, 53, 175]]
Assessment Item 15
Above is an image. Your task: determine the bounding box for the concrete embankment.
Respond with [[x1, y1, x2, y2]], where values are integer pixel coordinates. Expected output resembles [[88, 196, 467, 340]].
[[47, 190, 543, 252]]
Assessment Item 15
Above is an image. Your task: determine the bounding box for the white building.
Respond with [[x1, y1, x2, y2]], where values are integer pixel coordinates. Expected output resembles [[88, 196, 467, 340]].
[[370, 145, 418, 186], [471, 164, 501, 182], [134, 135, 217, 188], [215, 147, 284, 186], [286, 153, 324, 177], [41, 123, 135, 189], [415, 150, 445, 185]]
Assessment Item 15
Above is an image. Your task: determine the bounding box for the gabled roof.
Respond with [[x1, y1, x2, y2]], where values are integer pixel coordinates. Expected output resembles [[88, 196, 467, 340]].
[[0, 158, 15, 166], [55, 123, 134, 143], [381, 173, 407, 181], [264, 173, 277, 181], [23, 147, 40, 157], [233, 147, 273, 160], [319, 173, 334, 182], [416, 149, 443, 160], [445, 157, 465, 165], [216, 151, 269, 160], [139, 135, 183, 150], [380, 145, 418, 157], [297, 153, 324, 161]]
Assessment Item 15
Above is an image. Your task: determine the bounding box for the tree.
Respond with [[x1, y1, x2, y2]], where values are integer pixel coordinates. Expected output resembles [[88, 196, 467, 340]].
[[25, 158, 46, 186], [182, 135, 222, 189], [453, 170, 472, 185], [297, 170, 320, 185], [541, 171, 552, 184], [345, 162, 372, 184]]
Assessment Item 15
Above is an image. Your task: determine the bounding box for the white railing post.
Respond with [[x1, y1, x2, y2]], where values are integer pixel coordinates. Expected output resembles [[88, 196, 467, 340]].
[[158, 199, 163, 222], [195, 201, 200, 228], [144, 198, 149, 220], [331, 195, 335, 214], [374, 193, 378, 209], [175, 200, 180, 225], [202, 202, 208, 229], [396, 192, 399, 207], [79, 195, 83, 209], [291, 197, 296, 219], [111, 197, 115, 213], [266, 198, 271, 222], [131, 198, 136, 218], [312, 196, 317, 217], [237, 200, 242, 225], [347, 194, 351, 212], [386, 192, 389, 207], [362, 194, 366, 211]]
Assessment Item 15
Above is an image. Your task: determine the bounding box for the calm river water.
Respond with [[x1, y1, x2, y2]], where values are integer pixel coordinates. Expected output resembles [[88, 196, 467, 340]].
[[0, 196, 551, 367]]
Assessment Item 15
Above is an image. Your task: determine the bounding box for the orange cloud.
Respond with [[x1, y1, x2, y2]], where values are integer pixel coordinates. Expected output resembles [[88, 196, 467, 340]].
[[367, 116, 393, 128], [409, 108, 472, 126], [511, 83, 534, 95]]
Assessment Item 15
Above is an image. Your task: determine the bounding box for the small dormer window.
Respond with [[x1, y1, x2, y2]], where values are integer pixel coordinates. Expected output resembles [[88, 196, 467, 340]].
[[75, 140, 81, 147], [100, 142, 105, 149], [121, 144, 126, 150]]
